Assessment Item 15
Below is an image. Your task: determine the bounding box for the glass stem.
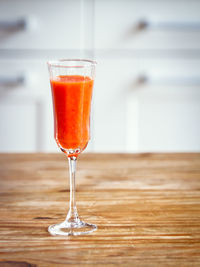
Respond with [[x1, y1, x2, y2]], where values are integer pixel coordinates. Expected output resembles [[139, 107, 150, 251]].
[[66, 156, 79, 223]]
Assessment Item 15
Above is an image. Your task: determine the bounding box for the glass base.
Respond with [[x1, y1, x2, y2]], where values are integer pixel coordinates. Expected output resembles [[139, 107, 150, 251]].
[[48, 220, 97, 236]]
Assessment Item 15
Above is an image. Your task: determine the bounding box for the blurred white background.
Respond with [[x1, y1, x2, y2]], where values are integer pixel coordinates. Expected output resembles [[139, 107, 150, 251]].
[[0, 0, 200, 153]]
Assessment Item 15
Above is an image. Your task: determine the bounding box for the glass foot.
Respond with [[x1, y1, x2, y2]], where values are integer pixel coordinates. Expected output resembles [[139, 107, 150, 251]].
[[48, 220, 97, 236]]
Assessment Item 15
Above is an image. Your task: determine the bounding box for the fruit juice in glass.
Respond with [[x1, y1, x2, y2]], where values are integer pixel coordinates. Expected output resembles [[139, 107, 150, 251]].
[[47, 59, 97, 236], [50, 75, 94, 157]]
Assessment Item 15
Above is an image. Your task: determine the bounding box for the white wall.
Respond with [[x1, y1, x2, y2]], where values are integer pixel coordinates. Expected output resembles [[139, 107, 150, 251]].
[[0, 0, 200, 152]]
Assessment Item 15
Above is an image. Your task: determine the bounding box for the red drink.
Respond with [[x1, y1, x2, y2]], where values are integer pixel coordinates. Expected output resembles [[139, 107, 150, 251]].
[[50, 75, 94, 156], [47, 59, 97, 236]]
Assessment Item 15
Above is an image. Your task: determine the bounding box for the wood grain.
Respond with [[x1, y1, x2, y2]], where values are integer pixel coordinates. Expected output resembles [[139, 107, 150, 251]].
[[0, 153, 200, 267]]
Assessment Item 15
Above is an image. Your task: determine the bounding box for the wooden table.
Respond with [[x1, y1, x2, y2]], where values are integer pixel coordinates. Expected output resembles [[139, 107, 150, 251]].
[[0, 153, 200, 267]]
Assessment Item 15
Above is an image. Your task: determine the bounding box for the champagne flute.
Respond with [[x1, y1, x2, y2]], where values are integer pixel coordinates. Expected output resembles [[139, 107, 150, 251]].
[[47, 59, 97, 236]]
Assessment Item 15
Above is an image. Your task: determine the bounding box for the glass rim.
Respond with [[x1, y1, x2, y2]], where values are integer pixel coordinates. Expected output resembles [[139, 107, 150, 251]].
[[47, 59, 97, 68]]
